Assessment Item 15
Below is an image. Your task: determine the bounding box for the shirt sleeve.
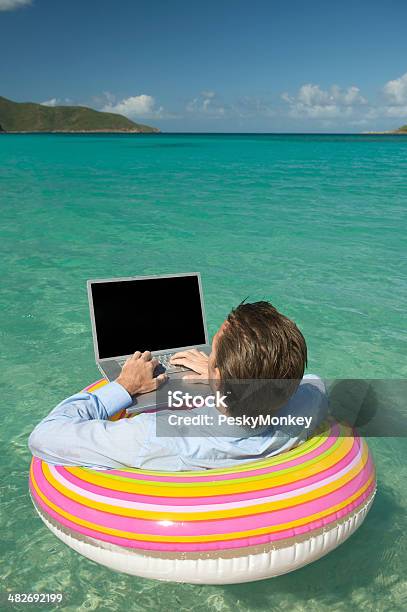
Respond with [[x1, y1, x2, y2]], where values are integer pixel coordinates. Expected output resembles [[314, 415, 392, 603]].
[[28, 382, 153, 469]]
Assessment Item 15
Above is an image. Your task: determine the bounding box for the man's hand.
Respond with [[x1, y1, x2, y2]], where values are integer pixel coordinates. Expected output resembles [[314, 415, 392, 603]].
[[170, 349, 209, 382], [116, 351, 168, 396]]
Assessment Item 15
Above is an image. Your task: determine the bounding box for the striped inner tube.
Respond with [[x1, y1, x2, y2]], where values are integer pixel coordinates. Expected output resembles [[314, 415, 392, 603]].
[[29, 380, 376, 553]]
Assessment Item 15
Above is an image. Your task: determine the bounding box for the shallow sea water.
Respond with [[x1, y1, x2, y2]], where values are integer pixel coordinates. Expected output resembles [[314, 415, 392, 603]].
[[0, 134, 406, 611]]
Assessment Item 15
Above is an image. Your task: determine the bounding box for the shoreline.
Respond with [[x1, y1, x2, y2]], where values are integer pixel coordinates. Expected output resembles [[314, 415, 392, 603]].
[[362, 130, 407, 135], [0, 129, 160, 134], [1, 129, 406, 135]]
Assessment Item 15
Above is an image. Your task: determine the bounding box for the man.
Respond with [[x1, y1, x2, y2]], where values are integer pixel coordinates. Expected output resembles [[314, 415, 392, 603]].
[[28, 301, 327, 470]]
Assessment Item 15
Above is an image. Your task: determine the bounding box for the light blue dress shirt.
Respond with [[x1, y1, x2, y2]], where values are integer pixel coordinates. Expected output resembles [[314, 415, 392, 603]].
[[28, 375, 328, 471]]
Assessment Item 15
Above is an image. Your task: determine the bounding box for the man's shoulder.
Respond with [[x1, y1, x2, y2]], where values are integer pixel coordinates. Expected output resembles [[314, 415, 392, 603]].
[[301, 374, 326, 394]]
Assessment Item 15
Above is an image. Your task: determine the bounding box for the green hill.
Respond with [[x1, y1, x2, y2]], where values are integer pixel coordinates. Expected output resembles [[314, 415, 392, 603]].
[[0, 96, 159, 133], [394, 124, 407, 133]]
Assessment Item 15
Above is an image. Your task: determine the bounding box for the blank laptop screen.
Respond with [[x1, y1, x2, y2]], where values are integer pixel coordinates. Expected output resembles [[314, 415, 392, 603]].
[[90, 275, 206, 359]]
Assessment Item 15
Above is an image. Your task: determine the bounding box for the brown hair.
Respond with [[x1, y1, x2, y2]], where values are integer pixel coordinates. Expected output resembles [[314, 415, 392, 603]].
[[215, 301, 307, 418]]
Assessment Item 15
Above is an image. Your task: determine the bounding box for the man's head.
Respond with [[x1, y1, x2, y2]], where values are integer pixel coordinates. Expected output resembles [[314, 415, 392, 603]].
[[209, 301, 307, 417]]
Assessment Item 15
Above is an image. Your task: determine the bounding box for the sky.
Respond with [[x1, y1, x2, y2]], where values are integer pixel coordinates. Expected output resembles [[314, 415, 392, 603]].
[[1, 0, 407, 132]]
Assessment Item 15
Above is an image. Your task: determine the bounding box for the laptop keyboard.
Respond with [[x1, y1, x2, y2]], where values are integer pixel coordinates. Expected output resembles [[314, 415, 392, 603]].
[[118, 353, 189, 374]]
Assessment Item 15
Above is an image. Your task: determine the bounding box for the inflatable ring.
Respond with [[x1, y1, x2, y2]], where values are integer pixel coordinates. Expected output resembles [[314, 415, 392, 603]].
[[29, 380, 376, 584]]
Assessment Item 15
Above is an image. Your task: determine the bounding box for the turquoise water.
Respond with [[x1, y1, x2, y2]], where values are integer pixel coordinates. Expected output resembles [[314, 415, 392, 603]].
[[0, 133, 406, 610]]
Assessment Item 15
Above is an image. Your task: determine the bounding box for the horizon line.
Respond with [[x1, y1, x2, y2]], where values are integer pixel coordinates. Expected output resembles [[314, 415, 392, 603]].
[[2, 131, 403, 136]]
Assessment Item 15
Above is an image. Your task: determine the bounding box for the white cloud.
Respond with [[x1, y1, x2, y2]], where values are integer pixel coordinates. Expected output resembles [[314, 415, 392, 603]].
[[279, 74, 407, 126], [186, 92, 276, 121], [297, 84, 330, 106], [356, 73, 407, 121], [40, 97, 73, 107], [353, 100, 407, 122], [186, 91, 228, 117], [201, 90, 216, 99], [381, 72, 407, 116], [0, 0, 31, 10], [381, 104, 407, 118], [349, 118, 369, 126], [101, 91, 116, 105], [102, 94, 167, 119], [383, 72, 407, 105], [282, 83, 367, 120], [36, 73, 407, 131], [41, 98, 60, 107], [342, 86, 367, 105]]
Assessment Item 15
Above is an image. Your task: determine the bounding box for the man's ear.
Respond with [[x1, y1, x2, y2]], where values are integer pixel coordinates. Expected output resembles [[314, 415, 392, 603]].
[[210, 366, 221, 391], [213, 366, 221, 380]]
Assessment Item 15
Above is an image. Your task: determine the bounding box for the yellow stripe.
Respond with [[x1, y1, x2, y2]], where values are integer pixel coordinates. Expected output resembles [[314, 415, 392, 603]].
[[63, 435, 354, 497], [86, 380, 108, 392], [87, 420, 340, 477], [30, 462, 375, 543], [41, 444, 370, 521]]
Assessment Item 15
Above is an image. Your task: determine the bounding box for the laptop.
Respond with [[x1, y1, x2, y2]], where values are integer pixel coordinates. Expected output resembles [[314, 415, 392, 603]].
[[87, 272, 211, 411]]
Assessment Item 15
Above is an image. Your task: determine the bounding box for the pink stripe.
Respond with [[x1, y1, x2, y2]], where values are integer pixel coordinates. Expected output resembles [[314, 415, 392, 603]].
[[84, 380, 105, 391], [51, 437, 360, 506], [97, 424, 341, 482], [30, 480, 375, 552], [48, 442, 364, 513], [32, 456, 373, 537]]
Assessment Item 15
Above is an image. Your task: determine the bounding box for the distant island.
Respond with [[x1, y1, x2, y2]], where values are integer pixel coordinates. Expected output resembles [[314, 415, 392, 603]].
[[363, 125, 407, 135], [0, 96, 159, 133]]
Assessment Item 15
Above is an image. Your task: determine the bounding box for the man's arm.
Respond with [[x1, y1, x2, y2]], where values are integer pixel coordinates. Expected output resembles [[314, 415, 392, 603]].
[[28, 382, 141, 467], [28, 351, 167, 468]]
